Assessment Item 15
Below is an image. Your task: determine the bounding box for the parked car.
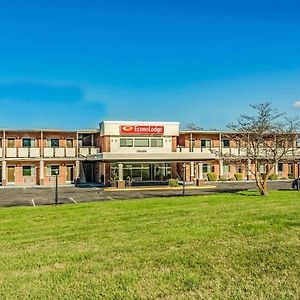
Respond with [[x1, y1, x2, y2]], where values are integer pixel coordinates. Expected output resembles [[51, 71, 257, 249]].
[[292, 178, 300, 190]]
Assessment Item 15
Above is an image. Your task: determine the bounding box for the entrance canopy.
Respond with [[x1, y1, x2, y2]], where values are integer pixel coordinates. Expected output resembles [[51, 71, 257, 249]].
[[86, 152, 218, 162]]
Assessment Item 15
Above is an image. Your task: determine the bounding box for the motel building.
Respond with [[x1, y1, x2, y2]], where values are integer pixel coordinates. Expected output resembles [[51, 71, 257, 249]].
[[0, 121, 299, 187]]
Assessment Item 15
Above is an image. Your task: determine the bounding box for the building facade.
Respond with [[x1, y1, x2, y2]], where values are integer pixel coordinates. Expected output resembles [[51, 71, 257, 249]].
[[1, 121, 299, 187]]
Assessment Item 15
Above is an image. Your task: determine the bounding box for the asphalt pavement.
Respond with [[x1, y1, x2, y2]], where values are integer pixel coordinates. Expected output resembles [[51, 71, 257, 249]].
[[0, 180, 295, 208]]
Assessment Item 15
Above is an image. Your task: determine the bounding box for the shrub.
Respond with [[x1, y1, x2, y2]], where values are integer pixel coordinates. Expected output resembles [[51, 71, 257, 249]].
[[288, 173, 295, 179], [279, 177, 288, 180], [234, 173, 243, 181], [168, 179, 179, 187], [207, 172, 218, 181], [268, 173, 278, 180], [229, 177, 236, 181]]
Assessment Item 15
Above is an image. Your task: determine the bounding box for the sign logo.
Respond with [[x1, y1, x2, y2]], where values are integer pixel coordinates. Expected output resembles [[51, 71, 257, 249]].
[[120, 125, 164, 135]]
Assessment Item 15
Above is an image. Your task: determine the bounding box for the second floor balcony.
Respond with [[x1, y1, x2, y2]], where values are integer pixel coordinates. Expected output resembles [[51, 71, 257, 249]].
[[1, 146, 99, 159]]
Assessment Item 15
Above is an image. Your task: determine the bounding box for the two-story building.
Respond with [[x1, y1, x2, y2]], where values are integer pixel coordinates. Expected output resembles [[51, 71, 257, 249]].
[[1, 121, 299, 187]]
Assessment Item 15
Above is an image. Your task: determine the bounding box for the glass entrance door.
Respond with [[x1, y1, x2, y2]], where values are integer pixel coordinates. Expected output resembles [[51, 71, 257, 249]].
[[66, 165, 74, 182], [111, 163, 171, 182]]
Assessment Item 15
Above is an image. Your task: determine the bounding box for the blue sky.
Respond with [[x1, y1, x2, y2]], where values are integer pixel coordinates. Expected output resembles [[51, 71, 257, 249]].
[[1, 0, 300, 129]]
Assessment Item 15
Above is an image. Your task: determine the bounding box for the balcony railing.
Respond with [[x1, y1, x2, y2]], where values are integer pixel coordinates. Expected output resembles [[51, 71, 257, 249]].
[[176, 147, 219, 154], [6, 148, 17, 158], [78, 147, 98, 156], [1, 147, 97, 158], [17, 147, 41, 158], [44, 147, 77, 158]]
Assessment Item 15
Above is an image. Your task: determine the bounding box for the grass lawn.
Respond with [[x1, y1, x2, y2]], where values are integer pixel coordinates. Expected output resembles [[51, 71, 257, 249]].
[[0, 191, 300, 299]]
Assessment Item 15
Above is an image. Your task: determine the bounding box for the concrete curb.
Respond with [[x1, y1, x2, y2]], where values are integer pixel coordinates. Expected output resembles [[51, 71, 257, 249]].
[[104, 185, 217, 192]]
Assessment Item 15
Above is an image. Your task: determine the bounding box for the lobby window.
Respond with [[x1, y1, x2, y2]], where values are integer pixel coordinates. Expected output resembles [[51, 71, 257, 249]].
[[23, 166, 34, 177], [66, 139, 73, 148], [222, 139, 230, 148], [7, 138, 15, 148], [47, 165, 60, 176], [201, 139, 211, 148], [120, 138, 133, 147], [48, 139, 59, 148], [134, 139, 149, 147], [22, 138, 35, 147], [278, 163, 283, 172], [150, 139, 163, 147]]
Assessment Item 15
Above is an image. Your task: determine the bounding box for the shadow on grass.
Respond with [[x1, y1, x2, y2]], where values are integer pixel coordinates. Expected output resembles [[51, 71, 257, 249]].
[[235, 190, 261, 197]]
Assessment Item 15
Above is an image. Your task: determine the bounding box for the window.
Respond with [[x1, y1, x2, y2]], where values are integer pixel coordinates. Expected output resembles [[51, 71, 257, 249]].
[[134, 139, 149, 147], [7, 138, 15, 148], [258, 164, 266, 173], [223, 164, 230, 173], [278, 163, 283, 172], [47, 165, 60, 176], [120, 138, 133, 147], [150, 139, 163, 147], [0, 138, 2, 148], [202, 164, 211, 173], [288, 163, 294, 174], [49, 139, 59, 147], [22, 138, 35, 147], [66, 139, 73, 148], [23, 166, 34, 176], [201, 139, 211, 148], [222, 139, 230, 148]]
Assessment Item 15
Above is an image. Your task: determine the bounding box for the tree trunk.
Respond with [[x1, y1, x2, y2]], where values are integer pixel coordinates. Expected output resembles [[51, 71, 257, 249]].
[[255, 177, 268, 196], [260, 179, 268, 196]]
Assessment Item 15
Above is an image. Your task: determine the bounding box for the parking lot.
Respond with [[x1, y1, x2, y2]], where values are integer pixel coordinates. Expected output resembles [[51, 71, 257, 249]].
[[0, 180, 295, 208]]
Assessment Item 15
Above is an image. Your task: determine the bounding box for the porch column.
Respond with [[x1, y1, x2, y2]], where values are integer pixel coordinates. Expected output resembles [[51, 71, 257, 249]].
[[219, 159, 224, 177], [198, 162, 203, 180], [274, 162, 278, 175], [117, 163, 125, 188], [247, 159, 251, 180], [75, 160, 80, 179], [2, 160, 7, 186], [39, 160, 44, 185], [190, 162, 195, 181]]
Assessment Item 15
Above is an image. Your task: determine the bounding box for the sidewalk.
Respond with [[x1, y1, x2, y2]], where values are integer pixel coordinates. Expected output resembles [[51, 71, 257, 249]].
[[104, 185, 216, 192]]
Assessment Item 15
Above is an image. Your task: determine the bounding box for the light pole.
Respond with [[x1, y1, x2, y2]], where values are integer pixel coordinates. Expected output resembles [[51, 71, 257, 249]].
[[55, 169, 58, 205], [182, 162, 186, 197], [297, 160, 300, 192]]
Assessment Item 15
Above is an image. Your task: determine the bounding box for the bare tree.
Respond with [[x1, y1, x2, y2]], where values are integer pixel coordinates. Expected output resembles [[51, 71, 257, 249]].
[[227, 103, 300, 196], [184, 123, 204, 131]]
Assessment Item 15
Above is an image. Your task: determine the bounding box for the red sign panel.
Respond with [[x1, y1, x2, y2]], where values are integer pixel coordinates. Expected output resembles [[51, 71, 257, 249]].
[[120, 125, 164, 135]]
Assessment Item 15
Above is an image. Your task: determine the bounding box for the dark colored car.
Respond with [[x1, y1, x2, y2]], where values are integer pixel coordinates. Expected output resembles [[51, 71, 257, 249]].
[[292, 178, 300, 190]]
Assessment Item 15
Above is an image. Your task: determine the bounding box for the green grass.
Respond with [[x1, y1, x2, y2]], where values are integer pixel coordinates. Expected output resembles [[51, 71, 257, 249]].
[[0, 191, 300, 299]]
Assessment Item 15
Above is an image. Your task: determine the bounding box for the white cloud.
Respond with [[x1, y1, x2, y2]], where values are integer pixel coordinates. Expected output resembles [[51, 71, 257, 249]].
[[293, 101, 300, 108]]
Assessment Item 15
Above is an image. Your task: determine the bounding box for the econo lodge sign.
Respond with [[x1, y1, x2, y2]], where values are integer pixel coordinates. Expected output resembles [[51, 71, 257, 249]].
[[120, 125, 164, 135]]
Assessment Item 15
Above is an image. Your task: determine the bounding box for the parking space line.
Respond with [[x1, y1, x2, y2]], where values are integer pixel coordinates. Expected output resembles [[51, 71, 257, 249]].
[[69, 197, 78, 204], [31, 199, 36, 207]]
